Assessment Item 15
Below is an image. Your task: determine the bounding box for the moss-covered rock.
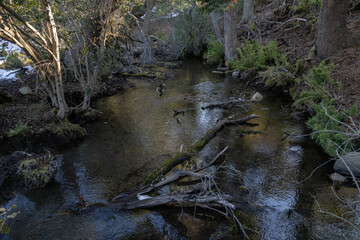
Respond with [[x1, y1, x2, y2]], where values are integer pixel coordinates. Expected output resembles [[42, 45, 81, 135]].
[[17, 153, 62, 189]]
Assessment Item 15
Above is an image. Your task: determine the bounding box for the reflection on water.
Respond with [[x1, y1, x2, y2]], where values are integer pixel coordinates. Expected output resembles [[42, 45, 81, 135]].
[[1, 61, 347, 239]]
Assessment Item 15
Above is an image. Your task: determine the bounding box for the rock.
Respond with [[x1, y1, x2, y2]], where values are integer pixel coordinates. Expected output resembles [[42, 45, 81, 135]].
[[216, 67, 229, 72], [334, 152, 360, 177], [232, 71, 240, 78], [212, 71, 225, 74], [329, 173, 347, 183], [250, 92, 263, 102], [19, 86, 32, 95], [17, 153, 62, 189]]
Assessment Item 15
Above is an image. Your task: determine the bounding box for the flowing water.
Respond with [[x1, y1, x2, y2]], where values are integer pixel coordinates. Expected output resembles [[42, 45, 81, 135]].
[[2, 61, 356, 239]]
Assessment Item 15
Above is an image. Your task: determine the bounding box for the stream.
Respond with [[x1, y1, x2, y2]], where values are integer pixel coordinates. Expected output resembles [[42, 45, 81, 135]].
[[2, 61, 357, 239]]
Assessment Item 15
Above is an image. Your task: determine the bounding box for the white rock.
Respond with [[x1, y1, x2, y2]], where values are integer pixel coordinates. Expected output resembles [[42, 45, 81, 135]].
[[232, 71, 240, 78], [250, 92, 263, 102], [19, 86, 33, 95], [329, 173, 347, 183]]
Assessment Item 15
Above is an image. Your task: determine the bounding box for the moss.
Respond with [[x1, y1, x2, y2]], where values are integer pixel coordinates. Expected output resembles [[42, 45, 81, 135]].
[[7, 121, 29, 137], [49, 122, 86, 140]]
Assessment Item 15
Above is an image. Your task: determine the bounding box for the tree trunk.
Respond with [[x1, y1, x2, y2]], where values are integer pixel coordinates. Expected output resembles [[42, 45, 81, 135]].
[[210, 11, 223, 43], [143, 0, 154, 35], [316, 0, 351, 59], [241, 0, 254, 24], [224, 2, 237, 63]]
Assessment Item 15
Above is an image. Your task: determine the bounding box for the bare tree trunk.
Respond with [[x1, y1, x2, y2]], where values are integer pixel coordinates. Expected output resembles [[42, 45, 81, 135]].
[[43, 0, 68, 118], [210, 11, 223, 43], [0, 1, 69, 119], [224, 2, 237, 63], [316, 0, 352, 59], [241, 0, 254, 24], [143, 0, 154, 35]]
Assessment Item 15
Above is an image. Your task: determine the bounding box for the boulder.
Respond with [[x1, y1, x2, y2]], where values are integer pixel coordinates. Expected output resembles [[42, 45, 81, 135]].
[[232, 71, 240, 78], [19, 86, 32, 95], [333, 152, 360, 177], [329, 173, 347, 183], [250, 92, 263, 102]]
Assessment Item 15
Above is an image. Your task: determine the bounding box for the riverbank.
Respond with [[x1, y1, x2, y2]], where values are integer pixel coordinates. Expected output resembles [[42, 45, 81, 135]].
[[0, 59, 182, 202]]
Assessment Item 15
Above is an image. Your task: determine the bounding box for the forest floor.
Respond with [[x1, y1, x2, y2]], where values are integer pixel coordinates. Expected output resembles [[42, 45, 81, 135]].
[[241, 1, 360, 122]]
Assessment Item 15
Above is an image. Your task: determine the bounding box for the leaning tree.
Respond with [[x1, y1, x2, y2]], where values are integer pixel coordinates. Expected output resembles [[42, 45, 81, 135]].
[[0, 0, 68, 118]]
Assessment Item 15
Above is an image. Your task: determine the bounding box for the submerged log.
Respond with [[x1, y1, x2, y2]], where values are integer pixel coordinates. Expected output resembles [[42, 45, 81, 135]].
[[144, 114, 259, 184], [201, 99, 248, 110]]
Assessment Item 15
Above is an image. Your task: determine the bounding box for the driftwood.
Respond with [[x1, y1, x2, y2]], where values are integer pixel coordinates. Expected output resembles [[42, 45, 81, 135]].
[[111, 145, 251, 239], [139, 147, 229, 195], [201, 99, 248, 110], [173, 108, 195, 117], [117, 193, 234, 210], [144, 114, 259, 184]]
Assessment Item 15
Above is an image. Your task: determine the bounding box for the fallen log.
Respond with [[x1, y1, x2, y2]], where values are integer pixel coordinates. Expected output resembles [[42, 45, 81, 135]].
[[144, 114, 259, 184], [139, 147, 229, 195], [201, 99, 248, 110], [117, 193, 234, 210]]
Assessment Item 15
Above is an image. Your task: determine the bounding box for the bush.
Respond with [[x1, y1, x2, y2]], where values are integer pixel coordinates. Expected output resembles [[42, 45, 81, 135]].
[[294, 62, 339, 106], [229, 40, 286, 72], [293, 62, 358, 157], [204, 36, 224, 65], [293, 0, 322, 13], [173, 4, 211, 56], [307, 102, 358, 157], [1, 52, 32, 70]]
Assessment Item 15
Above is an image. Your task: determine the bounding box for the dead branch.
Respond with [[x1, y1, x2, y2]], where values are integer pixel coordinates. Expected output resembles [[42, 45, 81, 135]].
[[138, 147, 229, 196], [144, 114, 259, 184]]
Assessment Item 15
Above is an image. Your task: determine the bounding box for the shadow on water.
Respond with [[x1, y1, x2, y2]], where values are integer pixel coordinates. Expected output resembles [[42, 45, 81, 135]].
[[2, 60, 354, 239]]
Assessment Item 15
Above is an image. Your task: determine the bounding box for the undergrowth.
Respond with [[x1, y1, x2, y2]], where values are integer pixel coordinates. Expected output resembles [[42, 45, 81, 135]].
[[294, 63, 358, 156], [229, 39, 358, 157], [204, 36, 224, 65], [228, 40, 286, 72], [7, 121, 29, 137], [293, 0, 322, 13]]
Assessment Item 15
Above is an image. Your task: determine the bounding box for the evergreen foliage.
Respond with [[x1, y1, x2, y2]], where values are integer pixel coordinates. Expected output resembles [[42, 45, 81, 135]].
[[293, 0, 322, 13], [173, 4, 211, 56], [229, 40, 286, 72], [294, 62, 358, 157], [204, 36, 224, 65]]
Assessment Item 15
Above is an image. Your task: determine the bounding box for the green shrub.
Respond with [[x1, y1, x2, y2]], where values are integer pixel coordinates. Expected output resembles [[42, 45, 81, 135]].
[[7, 121, 29, 137], [173, 4, 211, 56], [307, 102, 358, 157], [229, 40, 286, 72], [294, 62, 339, 106], [293, 0, 322, 13], [0, 205, 19, 234], [2, 52, 24, 70], [204, 36, 224, 65], [293, 62, 358, 157], [1, 52, 32, 70]]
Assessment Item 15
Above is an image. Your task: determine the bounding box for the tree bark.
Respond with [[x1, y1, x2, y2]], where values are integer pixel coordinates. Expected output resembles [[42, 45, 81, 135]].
[[143, 0, 154, 35], [210, 11, 223, 43], [224, 1, 237, 63], [316, 0, 351, 59], [241, 0, 254, 24]]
